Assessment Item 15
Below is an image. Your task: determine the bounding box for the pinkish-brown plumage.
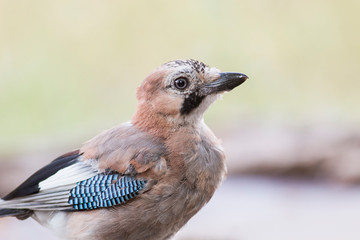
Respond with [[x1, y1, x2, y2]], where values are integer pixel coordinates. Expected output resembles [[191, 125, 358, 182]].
[[0, 59, 248, 240]]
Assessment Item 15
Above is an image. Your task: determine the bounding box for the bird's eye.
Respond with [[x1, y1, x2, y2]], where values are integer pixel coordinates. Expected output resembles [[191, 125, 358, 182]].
[[174, 77, 189, 90]]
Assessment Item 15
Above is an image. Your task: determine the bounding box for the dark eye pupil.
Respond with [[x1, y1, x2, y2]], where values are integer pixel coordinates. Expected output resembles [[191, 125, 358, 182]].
[[174, 78, 188, 89]]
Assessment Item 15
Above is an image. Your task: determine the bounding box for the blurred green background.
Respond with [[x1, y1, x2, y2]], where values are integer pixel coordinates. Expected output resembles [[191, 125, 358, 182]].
[[1, 0, 359, 154], [1, 1, 360, 240]]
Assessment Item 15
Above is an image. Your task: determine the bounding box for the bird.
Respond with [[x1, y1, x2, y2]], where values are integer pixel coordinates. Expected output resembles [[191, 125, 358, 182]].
[[0, 59, 248, 240]]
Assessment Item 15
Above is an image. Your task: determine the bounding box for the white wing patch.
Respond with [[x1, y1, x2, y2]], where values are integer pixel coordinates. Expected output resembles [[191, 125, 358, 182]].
[[39, 159, 98, 191], [0, 160, 99, 211]]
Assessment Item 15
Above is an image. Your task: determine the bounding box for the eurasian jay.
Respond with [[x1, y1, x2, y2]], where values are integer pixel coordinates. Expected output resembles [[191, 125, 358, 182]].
[[0, 59, 248, 240]]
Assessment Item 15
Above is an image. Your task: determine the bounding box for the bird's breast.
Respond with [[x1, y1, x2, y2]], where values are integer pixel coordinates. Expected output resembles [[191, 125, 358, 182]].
[[161, 124, 227, 225]]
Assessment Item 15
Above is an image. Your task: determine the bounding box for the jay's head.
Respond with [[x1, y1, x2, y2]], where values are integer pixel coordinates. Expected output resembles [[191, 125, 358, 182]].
[[135, 59, 248, 126]]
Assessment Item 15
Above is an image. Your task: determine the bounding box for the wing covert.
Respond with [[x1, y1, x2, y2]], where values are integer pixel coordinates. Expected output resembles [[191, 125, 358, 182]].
[[68, 174, 147, 210]]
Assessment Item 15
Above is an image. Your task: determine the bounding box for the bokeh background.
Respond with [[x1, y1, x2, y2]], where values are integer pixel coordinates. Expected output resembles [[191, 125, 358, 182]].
[[1, 1, 360, 239]]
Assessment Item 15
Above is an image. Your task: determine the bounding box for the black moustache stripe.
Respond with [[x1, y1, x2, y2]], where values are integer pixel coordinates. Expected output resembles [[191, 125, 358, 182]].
[[180, 92, 205, 115]]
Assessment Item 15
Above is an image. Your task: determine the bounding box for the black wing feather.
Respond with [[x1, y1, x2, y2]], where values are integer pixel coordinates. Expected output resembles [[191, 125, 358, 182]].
[[3, 150, 82, 200], [0, 208, 32, 219]]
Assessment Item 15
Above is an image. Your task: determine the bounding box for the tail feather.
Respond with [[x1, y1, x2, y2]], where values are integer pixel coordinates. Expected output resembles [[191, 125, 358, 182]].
[[0, 208, 33, 220]]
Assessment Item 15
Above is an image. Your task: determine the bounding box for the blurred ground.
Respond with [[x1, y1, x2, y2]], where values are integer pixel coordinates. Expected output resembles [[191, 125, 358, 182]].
[[221, 121, 360, 183]]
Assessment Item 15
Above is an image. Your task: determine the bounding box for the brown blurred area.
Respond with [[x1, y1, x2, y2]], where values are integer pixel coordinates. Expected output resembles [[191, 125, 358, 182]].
[[1, 0, 360, 239]]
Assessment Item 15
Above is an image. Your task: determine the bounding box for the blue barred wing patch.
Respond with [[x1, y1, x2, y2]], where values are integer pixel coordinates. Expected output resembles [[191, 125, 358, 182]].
[[68, 174, 147, 210]]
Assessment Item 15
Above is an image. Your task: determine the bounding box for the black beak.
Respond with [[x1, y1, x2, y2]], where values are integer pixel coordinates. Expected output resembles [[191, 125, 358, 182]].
[[199, 72, 248, 96]]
